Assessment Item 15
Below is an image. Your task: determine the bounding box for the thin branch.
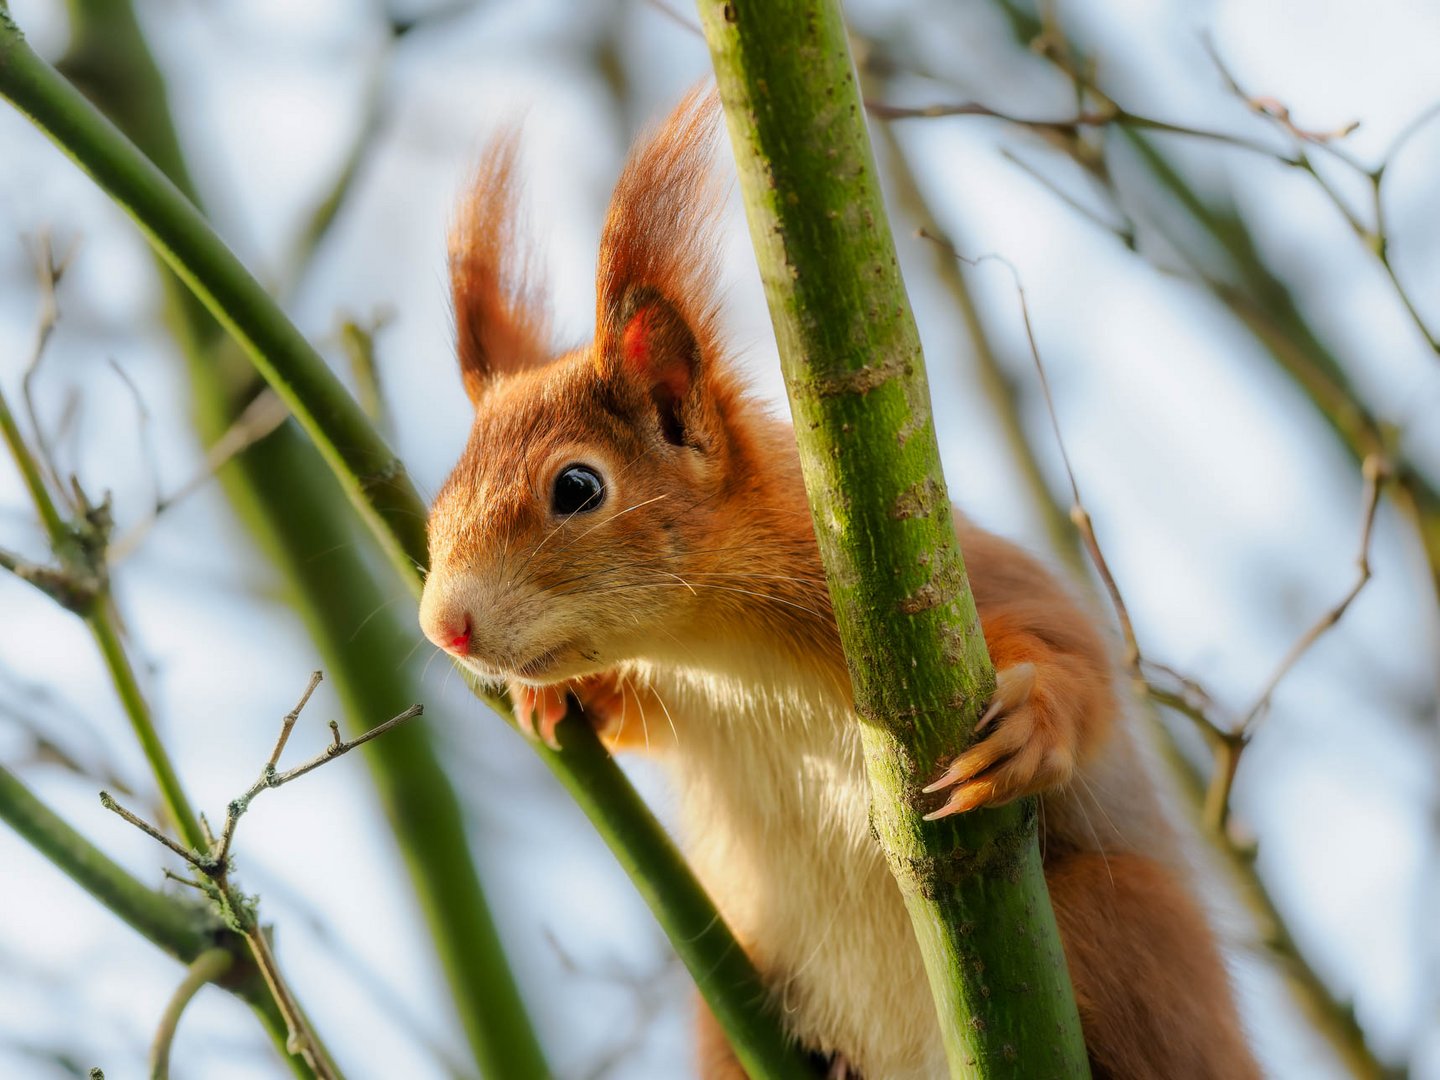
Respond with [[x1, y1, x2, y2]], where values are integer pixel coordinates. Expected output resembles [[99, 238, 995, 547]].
[[217, 674, 422, 869], [109, 389, 289, 561], [916, 231, 1152, 674], [271, 705, 422, 786], [1200, 454, 1389, 828], [999, 146, 1138, 249], [0, 544, 99, 611], [867, 96, 1294, 161], [96, 672, 424, 1080], [19, 232, 74, 513], [99, 791, 203, 867], [149, 947, 233, 1080], [1201, 37, 1440, 356], [918, 229, 1388, 814], [1, 253, 206, 849], [1240, 454, 1386, 736]]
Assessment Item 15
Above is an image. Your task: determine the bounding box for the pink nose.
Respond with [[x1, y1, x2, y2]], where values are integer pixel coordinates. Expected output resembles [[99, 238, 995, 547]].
[[427, 615, 472, 656]]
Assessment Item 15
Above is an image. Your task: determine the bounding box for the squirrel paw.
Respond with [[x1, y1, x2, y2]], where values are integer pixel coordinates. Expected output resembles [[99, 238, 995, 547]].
[[921, 662, 1076, 819], [509, 672, 636, 750]]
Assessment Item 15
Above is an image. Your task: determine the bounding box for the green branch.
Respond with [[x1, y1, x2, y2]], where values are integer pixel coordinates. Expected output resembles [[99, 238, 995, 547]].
[[698, 2, 1088, 1076], [0, 12, 807, 1074]]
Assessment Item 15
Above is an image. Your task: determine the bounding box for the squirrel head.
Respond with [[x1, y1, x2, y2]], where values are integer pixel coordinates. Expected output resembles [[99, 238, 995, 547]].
[[419, 90, 754, 685]]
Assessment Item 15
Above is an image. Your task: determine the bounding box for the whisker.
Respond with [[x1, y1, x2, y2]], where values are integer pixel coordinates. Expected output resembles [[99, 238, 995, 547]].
[[573, 580, 832, 620], [648, 678, 681, 747]]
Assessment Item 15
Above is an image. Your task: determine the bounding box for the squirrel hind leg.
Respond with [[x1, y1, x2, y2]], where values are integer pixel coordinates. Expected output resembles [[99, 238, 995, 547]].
[[1046, 849, 1261, 1080]]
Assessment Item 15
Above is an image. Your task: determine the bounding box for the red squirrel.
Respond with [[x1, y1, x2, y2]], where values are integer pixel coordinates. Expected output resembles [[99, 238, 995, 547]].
[[418, 92, 1259, 1080]]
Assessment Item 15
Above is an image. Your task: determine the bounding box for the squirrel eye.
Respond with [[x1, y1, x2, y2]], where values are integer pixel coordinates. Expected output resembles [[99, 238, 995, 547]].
[[551, 464, 606, 516]]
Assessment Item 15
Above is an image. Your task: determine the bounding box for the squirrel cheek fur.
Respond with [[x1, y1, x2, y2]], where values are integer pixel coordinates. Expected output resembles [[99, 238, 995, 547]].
[[420, 91, 1260, 1080]]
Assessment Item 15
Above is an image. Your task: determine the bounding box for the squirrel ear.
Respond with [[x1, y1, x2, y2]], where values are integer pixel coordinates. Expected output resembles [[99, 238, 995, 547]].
[[449, 131, 550, 403], [594, 88, 723, 444], [609, 289, 700, 446]]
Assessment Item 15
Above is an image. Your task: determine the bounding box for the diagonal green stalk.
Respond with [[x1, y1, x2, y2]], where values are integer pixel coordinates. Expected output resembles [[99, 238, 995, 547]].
[[0, 763, 313, 1080], [53, 3, 546, 1072], [697, 2, 1089, 1076], [0, 12, 811, 1074]]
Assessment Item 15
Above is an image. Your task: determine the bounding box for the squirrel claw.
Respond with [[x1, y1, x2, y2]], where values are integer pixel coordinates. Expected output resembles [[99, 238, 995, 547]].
[[922, 663, 1036, 795], [511, 684, 568, 749], [921, 662, 1073, 818], [973, 661, 1036, 736]]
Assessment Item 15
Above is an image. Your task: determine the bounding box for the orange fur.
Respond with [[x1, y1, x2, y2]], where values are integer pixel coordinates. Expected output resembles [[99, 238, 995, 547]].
[[420, 92, 1259, 1079], [449, 129, 552, 400]]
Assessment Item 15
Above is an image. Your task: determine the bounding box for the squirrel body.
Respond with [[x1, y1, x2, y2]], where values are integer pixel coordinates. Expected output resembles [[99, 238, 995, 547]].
[[419, 93, 1259, 1079]]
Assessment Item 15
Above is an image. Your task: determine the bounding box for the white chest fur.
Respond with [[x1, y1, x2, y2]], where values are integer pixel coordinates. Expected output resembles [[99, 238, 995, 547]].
[[637, 657, 949, 1079]]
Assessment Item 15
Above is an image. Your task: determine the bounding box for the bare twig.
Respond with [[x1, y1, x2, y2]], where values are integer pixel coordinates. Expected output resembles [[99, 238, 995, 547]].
[[999, 146, 1138, 249], [874, 31, 1440, 363], [0, 544, 100, 611], [916, 230, 1152, 674], [918, 229, 1389, 819], [99, 792, 202, 868], [867, 96, 1293, 161], [98, 672, 420, 1079], [214, 671, 325, 868], [109, 389, 290, 562], [1201, 454, 1390, 828], [2, 252, 205, 848], [1201, 38, 1440, 356], [149, 947, 233, 1080], [20, 233, 74, 510], [268, 704, 422, 786], [1240, 455, 1387, 736]]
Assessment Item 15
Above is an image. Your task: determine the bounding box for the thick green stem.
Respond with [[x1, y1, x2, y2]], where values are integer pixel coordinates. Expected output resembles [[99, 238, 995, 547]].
[[698, 3, 1088, 1076], [0, 11, 803, 1073], [0, 764, 312, 1079]]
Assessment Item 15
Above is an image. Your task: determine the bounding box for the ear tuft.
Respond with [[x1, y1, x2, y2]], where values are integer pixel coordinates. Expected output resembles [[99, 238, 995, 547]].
[[596, 87, 725, 383], [449, 130, 551, 402]]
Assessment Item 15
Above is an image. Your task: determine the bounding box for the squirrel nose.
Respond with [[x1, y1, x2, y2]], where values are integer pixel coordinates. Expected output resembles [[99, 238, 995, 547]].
[[422, 609, 472, 656]]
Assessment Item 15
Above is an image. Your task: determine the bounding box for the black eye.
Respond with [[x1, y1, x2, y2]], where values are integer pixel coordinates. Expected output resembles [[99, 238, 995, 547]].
[[551, 464, 606, 516]]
